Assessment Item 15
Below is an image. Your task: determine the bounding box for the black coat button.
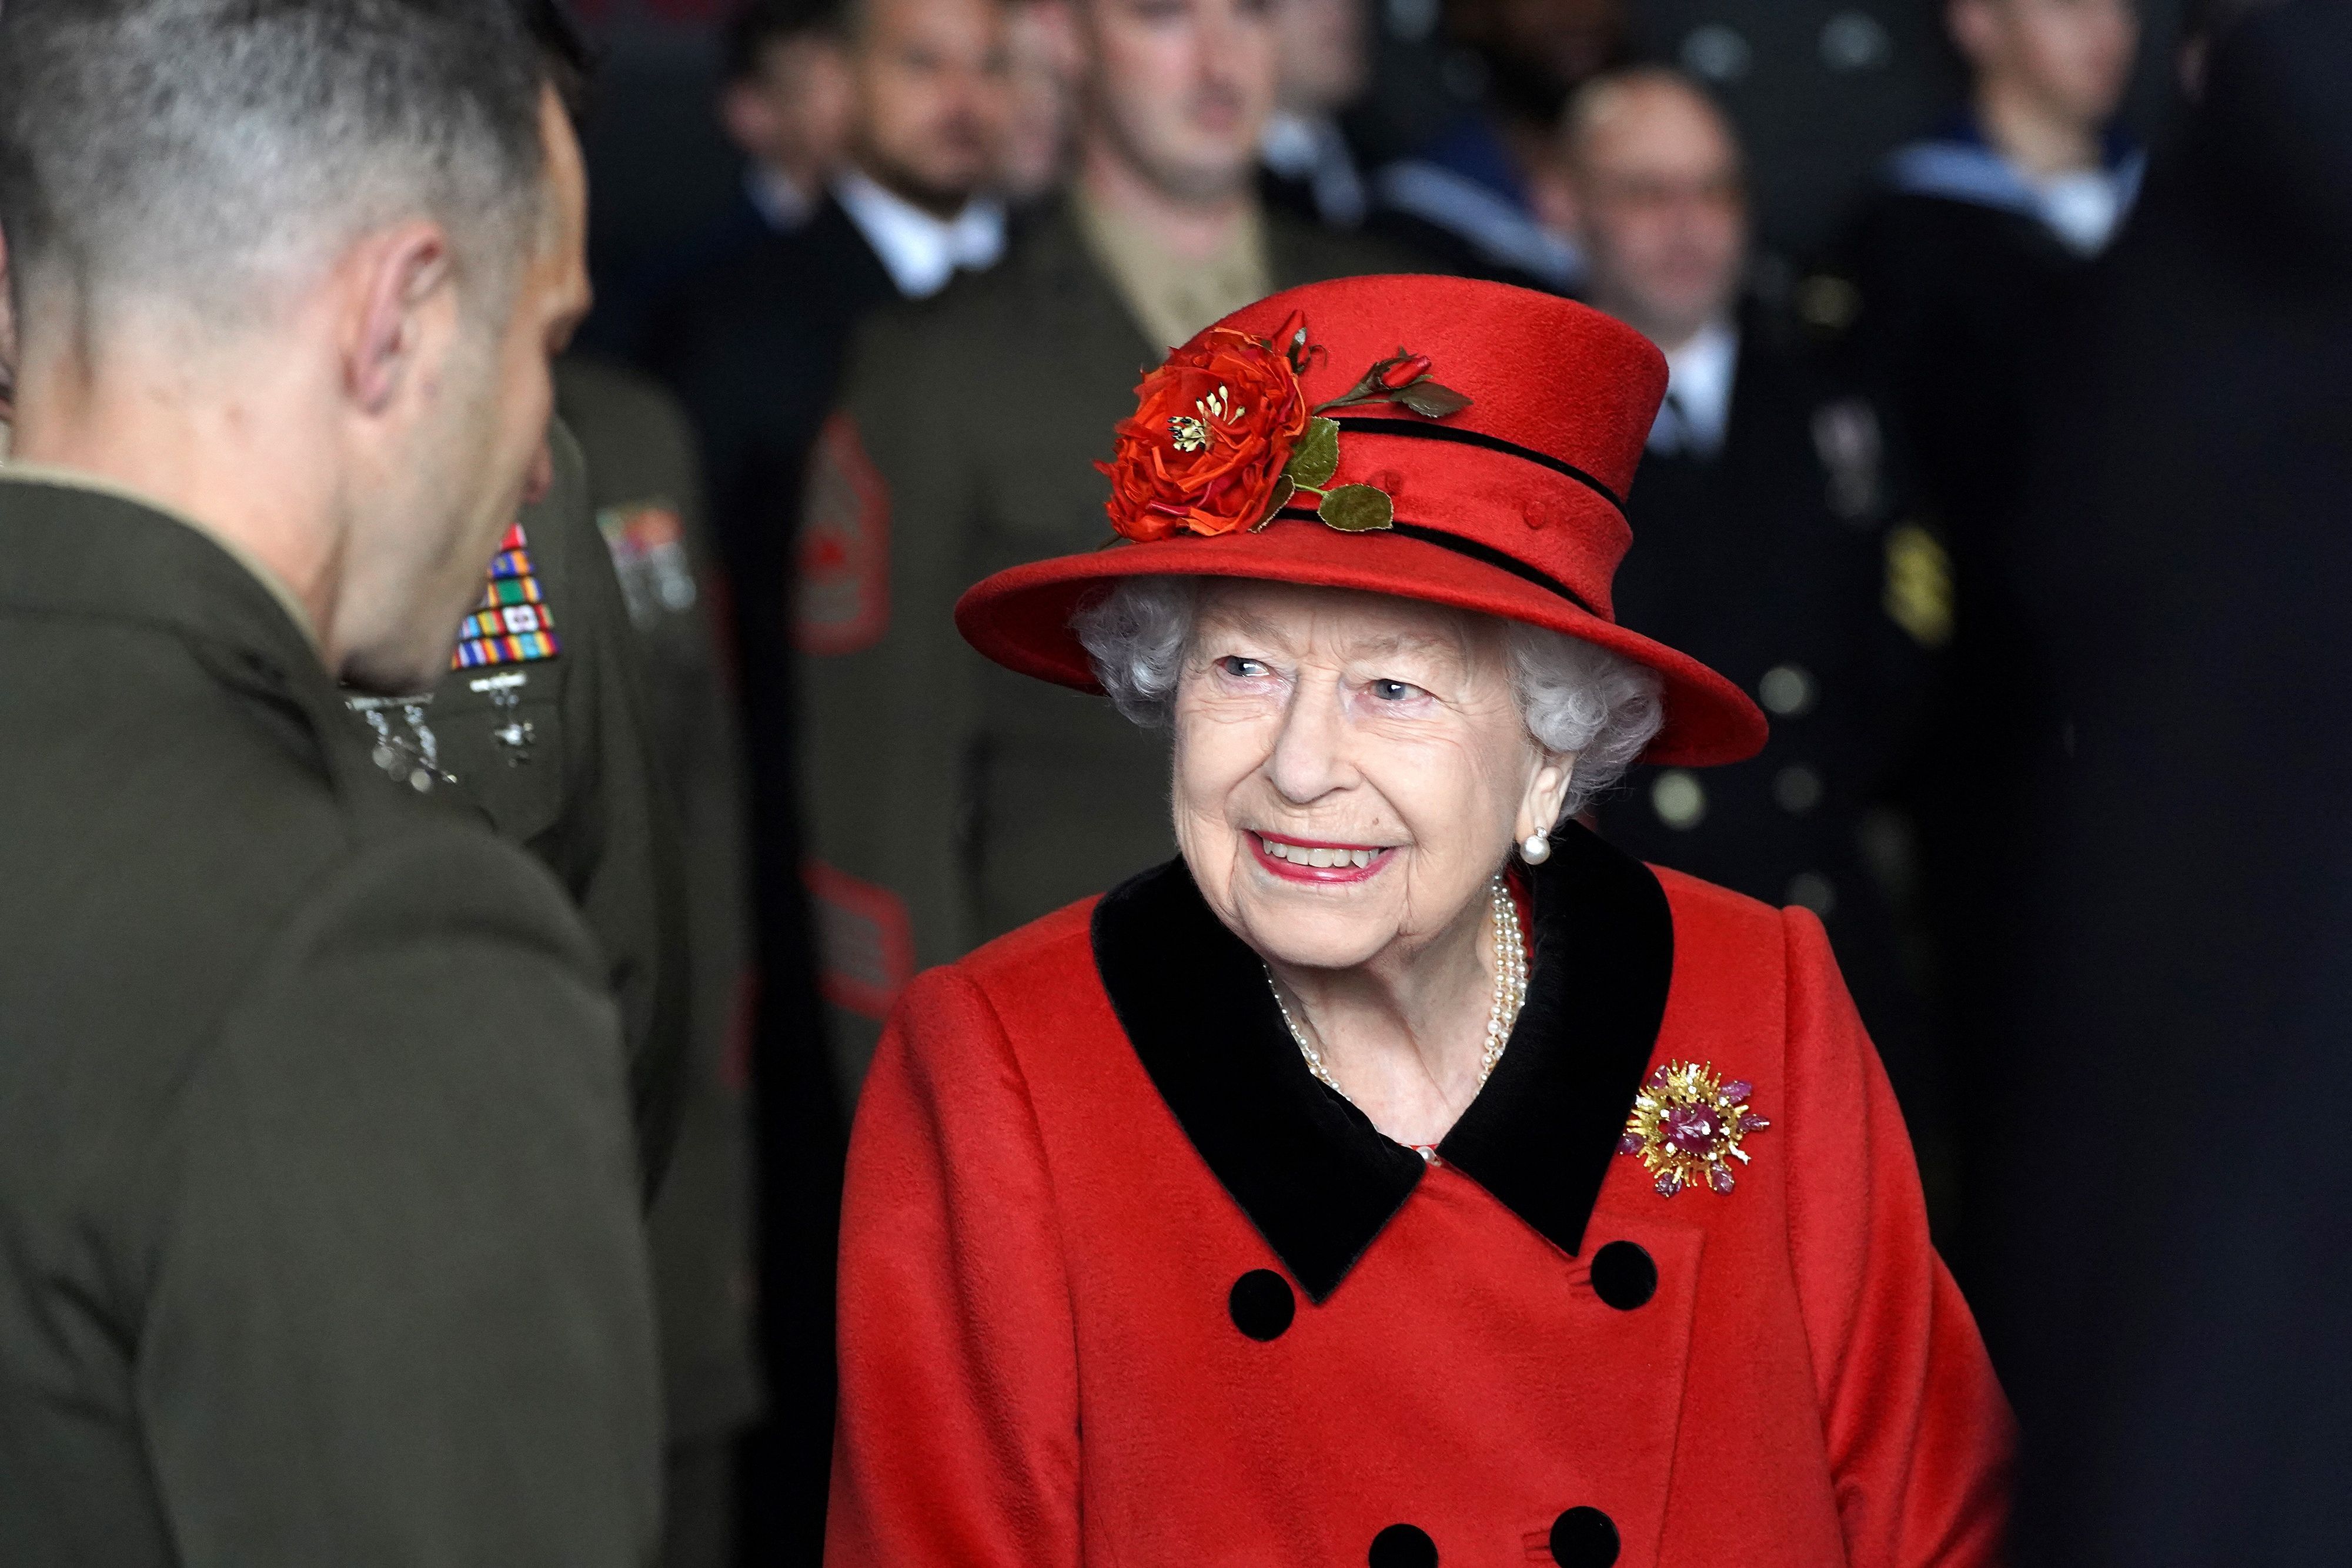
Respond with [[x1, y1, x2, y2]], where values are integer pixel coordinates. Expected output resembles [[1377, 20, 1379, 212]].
[[1550, 1506, 1619, 1567], [1228, 1269, 1295, 1340], [1589, 1241, 1658, 1310], [1369, 1522, 1438, 1568]]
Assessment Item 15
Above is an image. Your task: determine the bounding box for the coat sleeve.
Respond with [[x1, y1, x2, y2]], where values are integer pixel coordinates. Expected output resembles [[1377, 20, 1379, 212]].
[[826, 967, 1082, 1567], [137, 831, 662, 1567], [1779, 907, 2012, 1568]]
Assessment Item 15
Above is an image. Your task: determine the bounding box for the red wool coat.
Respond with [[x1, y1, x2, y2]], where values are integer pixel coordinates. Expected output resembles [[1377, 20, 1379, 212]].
[[828, 825, 2010, 1567]]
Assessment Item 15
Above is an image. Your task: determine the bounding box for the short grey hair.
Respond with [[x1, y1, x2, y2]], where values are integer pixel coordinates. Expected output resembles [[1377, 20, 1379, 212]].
[[0, 0, 550, 326], [1074, 576, 1666, 822]]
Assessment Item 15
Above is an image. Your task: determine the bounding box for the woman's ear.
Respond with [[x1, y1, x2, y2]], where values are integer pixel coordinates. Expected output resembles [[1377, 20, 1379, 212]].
[[1517, 750, 1576, 842]]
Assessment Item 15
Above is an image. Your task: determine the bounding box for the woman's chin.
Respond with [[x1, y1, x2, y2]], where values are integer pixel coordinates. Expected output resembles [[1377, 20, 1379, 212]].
[[1232, 902, 1398, 975]]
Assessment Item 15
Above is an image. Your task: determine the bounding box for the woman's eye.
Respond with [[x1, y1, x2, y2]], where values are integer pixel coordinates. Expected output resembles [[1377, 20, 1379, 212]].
[[1217, 656, 1268, 678], [1370, 678, 1426, 702]]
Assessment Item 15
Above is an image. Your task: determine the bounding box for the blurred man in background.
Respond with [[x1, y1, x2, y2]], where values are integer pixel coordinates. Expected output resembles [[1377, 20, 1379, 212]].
[[1838, 0, 2142, 1282], [796, 0, 1405, 1078], [0, 2, 660, 1560], [1258, 0, 1372, 228], [1568, 68, 1940, 1186], [656, 0, 1012, 596], [1852, 0, 2143, 535], [1368, 0, 1627, 288], [550, 355, 768, 1568], [1993, 2, 2348, 1559], [650, 0, 1013, 1276], [719, 0, 857, 239]]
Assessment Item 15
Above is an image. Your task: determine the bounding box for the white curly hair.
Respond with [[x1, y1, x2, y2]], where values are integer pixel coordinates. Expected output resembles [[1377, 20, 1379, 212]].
[[1071, 576, 1665, 823]]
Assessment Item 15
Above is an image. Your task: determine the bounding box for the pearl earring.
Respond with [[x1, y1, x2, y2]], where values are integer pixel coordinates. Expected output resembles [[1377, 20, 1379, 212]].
[[1520, 832, 1552, 865]]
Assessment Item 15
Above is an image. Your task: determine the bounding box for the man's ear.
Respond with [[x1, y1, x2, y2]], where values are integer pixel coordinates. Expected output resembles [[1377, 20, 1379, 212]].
[[344, 222, 456, 417]]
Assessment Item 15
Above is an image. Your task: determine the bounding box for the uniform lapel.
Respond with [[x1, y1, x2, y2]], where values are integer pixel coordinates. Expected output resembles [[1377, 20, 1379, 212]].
[[1090, 824, 1673, 1302]]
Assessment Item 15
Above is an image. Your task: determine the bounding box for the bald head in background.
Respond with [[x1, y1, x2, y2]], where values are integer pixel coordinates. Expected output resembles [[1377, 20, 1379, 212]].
[[1562, 68, 1747, 353]]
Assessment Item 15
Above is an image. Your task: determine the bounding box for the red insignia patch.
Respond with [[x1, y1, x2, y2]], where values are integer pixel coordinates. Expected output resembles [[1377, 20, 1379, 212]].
[[803, 859, 915, 1021], [794, 413, 890, 655]]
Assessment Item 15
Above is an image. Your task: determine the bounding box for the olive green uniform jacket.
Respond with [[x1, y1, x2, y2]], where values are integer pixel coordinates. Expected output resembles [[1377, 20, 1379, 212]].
[[554, 359, 762, 1469], [355, 422, 691, 1190], [796, 203, 1406, 1081], [0, 475, 660, 1565]]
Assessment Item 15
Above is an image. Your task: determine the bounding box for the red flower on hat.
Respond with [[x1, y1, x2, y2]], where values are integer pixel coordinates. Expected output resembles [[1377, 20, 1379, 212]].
[[1099, 313, 1474, 543], [1099, 324, 1312, 543]]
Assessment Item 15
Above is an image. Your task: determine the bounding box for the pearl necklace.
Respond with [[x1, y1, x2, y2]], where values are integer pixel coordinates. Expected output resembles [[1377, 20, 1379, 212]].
[[1266, 874, 1530, 1112]]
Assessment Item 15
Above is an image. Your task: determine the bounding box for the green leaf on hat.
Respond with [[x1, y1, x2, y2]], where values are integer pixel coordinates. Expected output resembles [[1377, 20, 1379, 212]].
[[1285, 417, 1341, 489], [1251, 475, 1298, 531], [1394, 380, 1471, 419], [1318, 484, 1395, 533]]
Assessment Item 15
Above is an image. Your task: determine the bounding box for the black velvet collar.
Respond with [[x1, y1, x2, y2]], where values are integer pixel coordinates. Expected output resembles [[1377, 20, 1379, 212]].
[[1090, 823, 1674, 1302]]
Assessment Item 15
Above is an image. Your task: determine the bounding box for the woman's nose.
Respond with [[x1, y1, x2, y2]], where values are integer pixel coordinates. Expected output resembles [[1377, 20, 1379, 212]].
[[1265, 681, 1352, 804]]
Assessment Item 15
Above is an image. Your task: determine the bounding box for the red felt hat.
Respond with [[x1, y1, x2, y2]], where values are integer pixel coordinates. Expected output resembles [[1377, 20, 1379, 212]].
[[953, 274, 1766, 767]]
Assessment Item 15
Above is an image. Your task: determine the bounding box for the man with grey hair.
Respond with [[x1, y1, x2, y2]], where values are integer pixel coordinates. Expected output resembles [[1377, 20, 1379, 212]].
[[1561, 66, 1938, 1175], [0, 3, 660, 1562]]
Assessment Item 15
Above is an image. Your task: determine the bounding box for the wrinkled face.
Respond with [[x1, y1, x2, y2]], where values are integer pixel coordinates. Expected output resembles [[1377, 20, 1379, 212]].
[[851, 0, 1014, 213], [345, 89, 590, 693], [1955, 0, 2140, 127], [1080, 0, 1277, 203], [1572, 78, 1746, 346], [1172, 581, 1569, 973]]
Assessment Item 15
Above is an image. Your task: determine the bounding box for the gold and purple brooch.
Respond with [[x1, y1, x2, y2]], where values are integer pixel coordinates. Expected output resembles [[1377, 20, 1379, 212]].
[[1619, 1061, 1771, 1197]]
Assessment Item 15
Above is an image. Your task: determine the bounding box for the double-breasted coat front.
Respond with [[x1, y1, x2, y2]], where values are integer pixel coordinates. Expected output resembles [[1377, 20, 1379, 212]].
[[827, 825, 2009, 1566]]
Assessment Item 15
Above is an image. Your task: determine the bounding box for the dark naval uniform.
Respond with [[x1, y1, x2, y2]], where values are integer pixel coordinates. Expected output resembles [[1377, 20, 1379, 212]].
[[0, 473, 660, 1564], [794, 202, 1405, 1078], [553, 357, 773, 1568], [1597, 304, 1939, 1146], [345, 420, 690, 1190]]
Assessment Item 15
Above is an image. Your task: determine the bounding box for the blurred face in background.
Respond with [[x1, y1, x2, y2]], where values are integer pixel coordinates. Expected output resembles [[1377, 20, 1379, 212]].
[[848, 0, 1014, 215], [722, 31, 857, 193], [1566, 73, 1746, 351], [1271, 0, 1369, 116], [1078, 0, 1278, 203], [1951, 0, 2140, 131], [1001, 0, 1083, 201]]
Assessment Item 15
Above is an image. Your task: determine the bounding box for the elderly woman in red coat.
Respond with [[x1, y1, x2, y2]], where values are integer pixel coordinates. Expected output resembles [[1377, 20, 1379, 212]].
[[826, 275, 2010, 1568]]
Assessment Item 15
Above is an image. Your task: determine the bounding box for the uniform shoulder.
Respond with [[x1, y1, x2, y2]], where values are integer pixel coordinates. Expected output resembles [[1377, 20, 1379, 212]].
[[556, 354, 697, 452], [0, 609, 597, 1108]]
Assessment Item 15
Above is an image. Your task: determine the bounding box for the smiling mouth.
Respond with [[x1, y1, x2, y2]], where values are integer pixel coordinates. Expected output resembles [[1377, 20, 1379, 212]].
[[1252, 833, 1394, 879]]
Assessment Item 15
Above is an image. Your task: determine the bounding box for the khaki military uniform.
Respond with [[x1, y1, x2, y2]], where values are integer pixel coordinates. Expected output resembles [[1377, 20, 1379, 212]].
[[0, 473, 661, 1564], [554, 356, 764, 1568], [796, 199, 1408, 1081]]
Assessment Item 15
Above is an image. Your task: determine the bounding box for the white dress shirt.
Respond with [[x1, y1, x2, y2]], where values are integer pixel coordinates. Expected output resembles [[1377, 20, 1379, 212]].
[[1648, 317, 1740, 460], [833, 168, 1007, 300]]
